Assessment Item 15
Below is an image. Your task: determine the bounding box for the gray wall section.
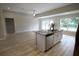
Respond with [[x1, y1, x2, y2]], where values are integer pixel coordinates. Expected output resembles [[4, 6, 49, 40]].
[[0, 10, 5, 39], [0, 14, 3, 38]]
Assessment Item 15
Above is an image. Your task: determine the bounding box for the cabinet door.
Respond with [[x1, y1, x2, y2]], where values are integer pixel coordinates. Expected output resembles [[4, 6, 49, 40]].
[[36, 34, 46, 52], [47, 35, 53, 49], [53, 33, 59, 45], [53, 31, 62, 45], [58, 31, 62, 41]]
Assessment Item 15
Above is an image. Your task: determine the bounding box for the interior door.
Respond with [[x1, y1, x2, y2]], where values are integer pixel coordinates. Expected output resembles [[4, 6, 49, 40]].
[[5, 18, 15, 34]]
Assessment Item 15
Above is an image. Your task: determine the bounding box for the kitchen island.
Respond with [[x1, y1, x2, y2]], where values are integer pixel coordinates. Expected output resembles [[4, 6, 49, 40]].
[[36, 30, 62, 52]]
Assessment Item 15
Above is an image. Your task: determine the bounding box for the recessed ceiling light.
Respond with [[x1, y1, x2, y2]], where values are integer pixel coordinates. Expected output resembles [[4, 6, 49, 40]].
[[8, 7, 10, 10]]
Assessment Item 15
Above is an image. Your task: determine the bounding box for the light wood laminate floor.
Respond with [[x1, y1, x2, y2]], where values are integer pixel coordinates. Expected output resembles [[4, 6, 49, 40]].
[[0, 32, 75, 56]]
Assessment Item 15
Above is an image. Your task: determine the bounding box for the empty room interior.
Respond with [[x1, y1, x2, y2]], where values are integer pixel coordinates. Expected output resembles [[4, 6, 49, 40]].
[[0, 3, 79, 56]]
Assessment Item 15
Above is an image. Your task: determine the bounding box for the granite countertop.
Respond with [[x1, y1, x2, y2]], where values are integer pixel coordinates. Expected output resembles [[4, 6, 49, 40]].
[[36, 30, 58, 36]]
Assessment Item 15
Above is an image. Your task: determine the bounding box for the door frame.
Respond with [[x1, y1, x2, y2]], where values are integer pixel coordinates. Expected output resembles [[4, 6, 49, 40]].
[[5, 18, 15, 34]]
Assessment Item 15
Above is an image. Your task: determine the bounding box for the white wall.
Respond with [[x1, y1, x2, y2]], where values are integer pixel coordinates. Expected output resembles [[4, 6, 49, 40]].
[[0, 10, 5, 39], [39, 17, 60, 30], [0, 11, 3, 38], [3, 11, 39, 34]]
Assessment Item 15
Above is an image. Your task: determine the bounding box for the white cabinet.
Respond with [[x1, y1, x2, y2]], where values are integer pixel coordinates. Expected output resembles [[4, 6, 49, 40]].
[[53, 33, 59, 45], [47, 35, 54, 50], [36, 34, 46, 52], [58, 31, 62, 41], [36, 33, 54, 52], [36, 30, 62, 52], [53, 31, 62, 45]]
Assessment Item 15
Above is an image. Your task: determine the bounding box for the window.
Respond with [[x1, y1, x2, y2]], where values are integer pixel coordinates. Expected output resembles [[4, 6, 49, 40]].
[[41, 20, 50, 30], [60, 17, 79, 32], [41, 19, 54, 30]]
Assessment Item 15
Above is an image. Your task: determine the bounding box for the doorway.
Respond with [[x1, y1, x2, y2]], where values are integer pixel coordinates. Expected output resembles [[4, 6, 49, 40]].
[[5, 18, 15, 34]]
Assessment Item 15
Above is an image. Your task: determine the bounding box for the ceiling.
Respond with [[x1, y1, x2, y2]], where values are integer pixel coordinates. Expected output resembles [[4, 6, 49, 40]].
[[0, 3, 71, 15]]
